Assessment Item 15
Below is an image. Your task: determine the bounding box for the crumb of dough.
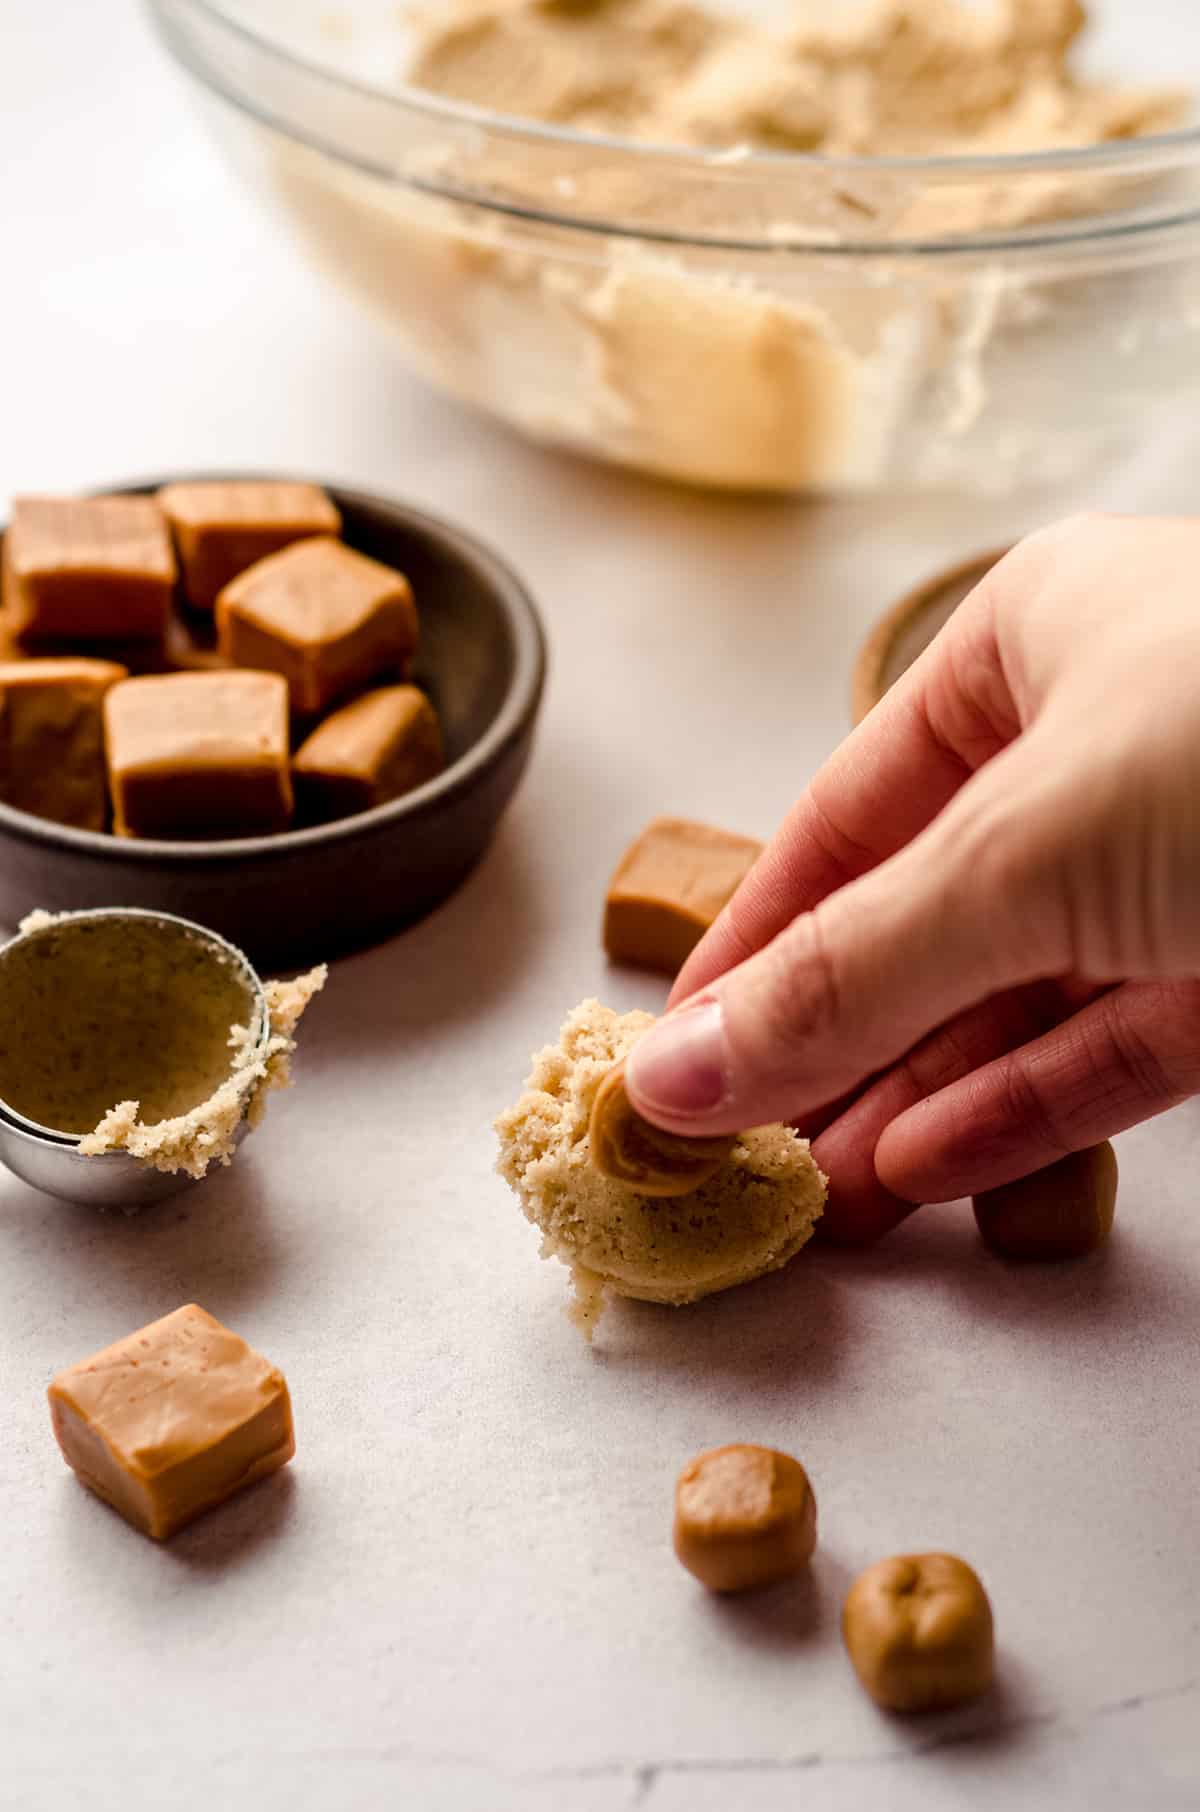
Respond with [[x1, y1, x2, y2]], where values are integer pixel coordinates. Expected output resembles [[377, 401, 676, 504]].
[[496, 999, 826, 1337], [79, 966, 328, 1179], [18, 909, 56, 936], [566, 1264, 610, 1341]]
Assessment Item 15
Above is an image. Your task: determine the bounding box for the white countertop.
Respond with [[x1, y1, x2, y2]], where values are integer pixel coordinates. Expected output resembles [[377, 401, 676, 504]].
[[4, 7, 1199, 1809]]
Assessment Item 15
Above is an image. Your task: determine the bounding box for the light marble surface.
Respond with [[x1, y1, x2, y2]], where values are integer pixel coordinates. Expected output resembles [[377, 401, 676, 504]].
[[3, 7, 1199, 1809]]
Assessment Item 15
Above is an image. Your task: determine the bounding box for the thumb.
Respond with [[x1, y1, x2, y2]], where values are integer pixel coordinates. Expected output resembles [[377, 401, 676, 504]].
[[625, 738, 1075, 1137]]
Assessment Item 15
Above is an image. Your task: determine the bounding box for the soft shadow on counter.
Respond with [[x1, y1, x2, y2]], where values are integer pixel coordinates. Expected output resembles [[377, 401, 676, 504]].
[[826, 1195, 1200, 1349], [872, 1651, 1049, 1767], [168, 1467, 299, 1575], [307, 739, 631, 1058], [445, 406, 1033, 632], [0, 1161, 288, 1323], [427, 384, 1030, 563], [308, 813, 546, 1047], [699, 1548, 857, 1656], [47, 1466, 299, 1600], [589, 1251, 850, 1397]]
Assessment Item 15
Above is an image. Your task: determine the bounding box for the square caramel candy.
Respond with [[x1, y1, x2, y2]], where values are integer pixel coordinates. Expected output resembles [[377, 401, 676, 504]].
[[48, 1304, 294, 1541], [158, 479, 342, 610], [604, 816, 763, 975], [3, 495, 175, 642], [216, 536, 418, 717], [293, 684, 444, 821], [104, 670, 293, 839], [0, 657, 127, 830]]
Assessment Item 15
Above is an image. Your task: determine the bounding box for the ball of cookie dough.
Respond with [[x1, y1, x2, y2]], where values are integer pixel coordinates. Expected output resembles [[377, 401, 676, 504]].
[[495, 1000, 826, 1330], [842, 1553, 994, 1713], [674, 1444, 817, 1593], [973, 1143, 1117, 1261]]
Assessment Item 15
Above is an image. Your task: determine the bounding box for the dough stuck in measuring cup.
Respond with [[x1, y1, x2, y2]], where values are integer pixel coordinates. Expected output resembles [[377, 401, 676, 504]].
[[0, 909, 326, 1183]]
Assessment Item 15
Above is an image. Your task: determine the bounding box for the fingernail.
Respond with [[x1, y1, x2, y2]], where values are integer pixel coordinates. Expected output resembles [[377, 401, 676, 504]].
[[626, 999, 728, 1118]]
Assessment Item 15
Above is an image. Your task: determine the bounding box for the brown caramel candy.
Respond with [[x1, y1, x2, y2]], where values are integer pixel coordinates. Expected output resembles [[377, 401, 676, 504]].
[[589, 1058, 733, 1197], [674, 1445, 817, 1593], [842, 1553, 994, 1712], [3, 495, 175, 642], [293, 683, 444, 821], [0, 657, 127, 830], [164, 609, 229, 674], [49, 1304, 294, 1541], [973, 1143, 1117, 1261], [104, 670, 293, 839], [216, 536, 418, 717], [604, 817, 763, 975], [158, 479, 342, 610]]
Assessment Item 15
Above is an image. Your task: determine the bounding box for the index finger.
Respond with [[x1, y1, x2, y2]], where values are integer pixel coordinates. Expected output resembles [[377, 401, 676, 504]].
[[669, 566, 1015, 1007]]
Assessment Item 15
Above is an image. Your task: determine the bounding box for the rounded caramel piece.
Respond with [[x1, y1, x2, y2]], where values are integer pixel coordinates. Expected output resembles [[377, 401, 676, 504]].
[[589, 1058, 734, 1198], [673, 1444, 817, 1593], [973, 1143, 1117, 1262], [842, 1553, 994, 1713]]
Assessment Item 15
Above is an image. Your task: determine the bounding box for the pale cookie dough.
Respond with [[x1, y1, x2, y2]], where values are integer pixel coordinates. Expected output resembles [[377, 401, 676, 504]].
[[79, 966, 327, 1180], [495, 1000, 826, 1336], [410, 0, 1182, 168], [265, 0, 1189, 494]]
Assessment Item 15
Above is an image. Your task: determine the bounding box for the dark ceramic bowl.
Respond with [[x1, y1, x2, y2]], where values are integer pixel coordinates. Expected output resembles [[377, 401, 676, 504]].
[[0, 478, 546, 967]]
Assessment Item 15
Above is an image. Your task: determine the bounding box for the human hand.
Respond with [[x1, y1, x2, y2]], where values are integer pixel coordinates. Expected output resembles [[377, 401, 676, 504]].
[[624, 515, 1200, 1242]]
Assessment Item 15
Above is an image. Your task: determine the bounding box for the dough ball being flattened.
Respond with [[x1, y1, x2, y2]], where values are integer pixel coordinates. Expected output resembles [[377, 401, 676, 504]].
[[495, 1000, 826, 1331]]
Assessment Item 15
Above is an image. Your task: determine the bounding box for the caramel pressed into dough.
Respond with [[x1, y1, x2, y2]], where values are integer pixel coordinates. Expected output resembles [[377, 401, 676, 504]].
[[587, 1057, 734, 1196], [495, 999, 826, 1336]]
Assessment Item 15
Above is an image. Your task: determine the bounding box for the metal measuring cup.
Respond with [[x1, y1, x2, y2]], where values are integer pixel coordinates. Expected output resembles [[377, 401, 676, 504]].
[[0, 908, 270, 1207]]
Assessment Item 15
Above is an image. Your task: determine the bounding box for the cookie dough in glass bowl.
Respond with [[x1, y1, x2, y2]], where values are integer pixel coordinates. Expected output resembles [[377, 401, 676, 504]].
[[150, 0, 1200, 495]]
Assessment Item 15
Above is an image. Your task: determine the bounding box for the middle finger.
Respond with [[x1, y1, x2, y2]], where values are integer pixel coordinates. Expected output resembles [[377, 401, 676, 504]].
[[811, 981, 1076, 1244]]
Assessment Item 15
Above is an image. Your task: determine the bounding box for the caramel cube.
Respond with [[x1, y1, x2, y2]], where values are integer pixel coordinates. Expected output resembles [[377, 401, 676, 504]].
[[293, 683, 444, 821], [158, 480, 342, 610], [104, 670, 293, 840], [0, 657, 127, 830], [164, 609, 229, 675], [216, 537, 417, 717], [49, 1304, 294, 1542], [3, 495, 175, 642], [604, 816, 763, 975]]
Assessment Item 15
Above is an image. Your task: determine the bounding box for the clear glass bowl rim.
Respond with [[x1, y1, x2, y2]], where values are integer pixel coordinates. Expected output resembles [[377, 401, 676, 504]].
[[150, 0, 1200, 253]]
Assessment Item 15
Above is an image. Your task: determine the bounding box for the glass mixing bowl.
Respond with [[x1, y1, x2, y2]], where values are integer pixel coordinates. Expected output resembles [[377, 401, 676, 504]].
[[149, 0, 1200, 495]]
